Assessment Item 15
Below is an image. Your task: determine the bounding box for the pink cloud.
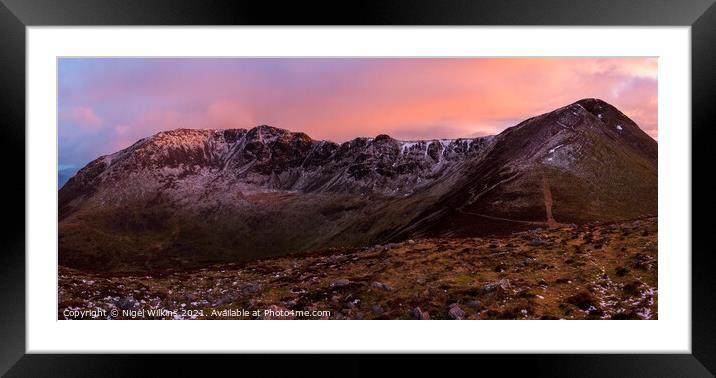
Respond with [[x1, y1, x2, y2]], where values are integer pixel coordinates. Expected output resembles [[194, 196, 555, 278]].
[[60, 106, 102, 131], [205, 101, 258, 130], [59, 58, 658, 168]]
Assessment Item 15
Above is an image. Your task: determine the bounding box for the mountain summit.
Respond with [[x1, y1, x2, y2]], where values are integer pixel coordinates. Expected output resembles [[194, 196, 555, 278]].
[[59, 99, 657, 271]]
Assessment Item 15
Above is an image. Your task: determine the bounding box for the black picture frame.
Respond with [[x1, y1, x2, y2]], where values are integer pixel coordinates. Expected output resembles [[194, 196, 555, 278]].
[[1, 0, 714, 376]]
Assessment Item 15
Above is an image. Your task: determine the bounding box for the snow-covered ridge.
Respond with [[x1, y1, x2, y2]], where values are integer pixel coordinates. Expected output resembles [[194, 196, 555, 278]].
[[63, 124, 497, 203], [99, 125, 491, 170]]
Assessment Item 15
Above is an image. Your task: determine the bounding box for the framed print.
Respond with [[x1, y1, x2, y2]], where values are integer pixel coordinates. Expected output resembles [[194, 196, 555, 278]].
[[1, 0, 715, 376]]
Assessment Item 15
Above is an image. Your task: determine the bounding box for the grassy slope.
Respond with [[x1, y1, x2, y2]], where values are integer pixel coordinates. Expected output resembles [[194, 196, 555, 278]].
[[58, 190, 448, 272], [59, 218, 658, 320]]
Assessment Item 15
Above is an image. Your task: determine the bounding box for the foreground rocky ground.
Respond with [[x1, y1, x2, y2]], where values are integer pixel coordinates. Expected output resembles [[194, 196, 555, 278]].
[[59, 217, 657, 320]]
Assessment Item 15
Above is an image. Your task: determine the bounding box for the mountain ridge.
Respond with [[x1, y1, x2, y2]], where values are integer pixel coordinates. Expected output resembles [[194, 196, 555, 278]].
[[58, 98, 658, 272]]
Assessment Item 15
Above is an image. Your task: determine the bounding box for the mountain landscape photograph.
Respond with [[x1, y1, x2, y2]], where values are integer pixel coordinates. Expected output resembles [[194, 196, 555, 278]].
[[58, 58, 658, 320]]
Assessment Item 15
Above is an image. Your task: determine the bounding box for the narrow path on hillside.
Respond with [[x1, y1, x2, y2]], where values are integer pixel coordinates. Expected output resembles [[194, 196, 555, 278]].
[[541, 174, 570, 229], [542, 175, 558, 228], [455, 173, 570, 229], [455, 208, 546, 226]]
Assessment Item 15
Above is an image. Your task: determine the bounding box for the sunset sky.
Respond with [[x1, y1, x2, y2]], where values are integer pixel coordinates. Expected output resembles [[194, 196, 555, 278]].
[[58, 57, 657, 183]]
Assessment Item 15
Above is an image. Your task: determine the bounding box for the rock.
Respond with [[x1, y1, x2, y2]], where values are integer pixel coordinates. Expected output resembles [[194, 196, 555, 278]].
[[371, 281, 393, 291], [413, 306, 430, 320], [215, 291, 239, 305], [530, 238, 546, 246], [466, 300, 482, 310], [587, 306, 603, 316], [482, 278, 511, 292], [330, 295, 342, 305], [240, 283, 262, 294], [332, 279, 351, 288], [372, 304, 383, 315], [118, 296, 136, 310], [407, 239, 416, 245], [448, 305, 465, 320]]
